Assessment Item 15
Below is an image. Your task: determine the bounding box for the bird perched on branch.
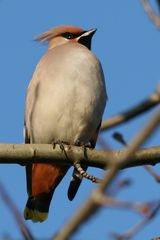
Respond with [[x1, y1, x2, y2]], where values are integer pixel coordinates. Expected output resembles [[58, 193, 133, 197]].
[[24, 25, 107, 222]]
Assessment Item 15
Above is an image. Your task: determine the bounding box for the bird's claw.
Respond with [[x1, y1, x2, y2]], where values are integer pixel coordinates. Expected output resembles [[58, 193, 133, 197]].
[[73, 161, 101, 183], [52, 140, 69, 150], [52, 140, 70, 160]]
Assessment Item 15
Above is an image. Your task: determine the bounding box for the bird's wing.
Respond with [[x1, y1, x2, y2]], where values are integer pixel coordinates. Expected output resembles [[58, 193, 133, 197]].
[[24, 121, 33, 197]]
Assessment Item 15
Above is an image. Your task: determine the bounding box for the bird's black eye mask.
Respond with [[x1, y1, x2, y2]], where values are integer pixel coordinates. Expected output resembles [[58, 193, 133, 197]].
[[61, 31, 86, 39]]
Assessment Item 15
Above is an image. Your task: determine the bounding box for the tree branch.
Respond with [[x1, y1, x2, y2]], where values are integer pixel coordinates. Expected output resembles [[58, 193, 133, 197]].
[[0, 144, 160, 170], [101, 90, 160, 131]]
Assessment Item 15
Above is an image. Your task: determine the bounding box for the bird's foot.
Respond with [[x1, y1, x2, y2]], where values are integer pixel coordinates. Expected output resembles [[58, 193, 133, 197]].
[[73, 161, 101, 183], [52, 140, 70, 160], [67, 140, 101, 200], [74, 140, 102, 183]]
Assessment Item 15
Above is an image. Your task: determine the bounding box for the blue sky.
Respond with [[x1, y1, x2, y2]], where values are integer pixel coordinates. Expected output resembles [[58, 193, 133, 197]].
[[0, 1, 160, 239]]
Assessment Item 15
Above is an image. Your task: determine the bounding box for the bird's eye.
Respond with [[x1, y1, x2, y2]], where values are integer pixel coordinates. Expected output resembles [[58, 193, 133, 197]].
[[61, 32, 74, 39]]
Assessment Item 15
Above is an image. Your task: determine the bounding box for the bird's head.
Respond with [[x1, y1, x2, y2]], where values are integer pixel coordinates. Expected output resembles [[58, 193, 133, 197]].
[[35, 25, 97, 50]]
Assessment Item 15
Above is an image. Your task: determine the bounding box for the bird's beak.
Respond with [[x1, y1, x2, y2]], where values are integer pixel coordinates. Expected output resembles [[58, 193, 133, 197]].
[[78, 28, 97, 40], [77, 28, 97, 50]]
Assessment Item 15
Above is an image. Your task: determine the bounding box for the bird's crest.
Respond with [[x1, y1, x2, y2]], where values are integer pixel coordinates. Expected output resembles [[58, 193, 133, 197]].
[[35, 25, 84, 43]]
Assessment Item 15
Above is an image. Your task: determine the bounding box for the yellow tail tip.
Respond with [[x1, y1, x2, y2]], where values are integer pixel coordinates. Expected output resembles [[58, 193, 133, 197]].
[[24, 207, 48, 222]]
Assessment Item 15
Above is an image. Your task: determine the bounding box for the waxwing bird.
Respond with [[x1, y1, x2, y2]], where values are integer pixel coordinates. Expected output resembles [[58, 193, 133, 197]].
[[24, 25, 107, 222]]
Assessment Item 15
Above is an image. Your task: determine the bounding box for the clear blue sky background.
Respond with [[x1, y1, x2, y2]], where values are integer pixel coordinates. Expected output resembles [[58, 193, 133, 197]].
[[0, 1, 160, 239]]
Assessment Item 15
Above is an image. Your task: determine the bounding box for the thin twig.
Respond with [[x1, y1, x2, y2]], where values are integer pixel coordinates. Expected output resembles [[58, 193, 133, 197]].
[[96, 195, 159, 216], [0, 181, 35, 240], [111, 130, 160, 186], [141, 0, 160, 29], [112, 201, 160, 240], [53, 109, 160, 240], [112, 131, 160, 184], [144, 165, 160, 182], [101, 90, 160, 131]]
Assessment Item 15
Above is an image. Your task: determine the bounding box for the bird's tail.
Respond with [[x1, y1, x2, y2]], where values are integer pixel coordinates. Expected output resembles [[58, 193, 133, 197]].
[[24, 163, 68, 223], [24, 193, 52, 222], [67, 165, 87, 201]]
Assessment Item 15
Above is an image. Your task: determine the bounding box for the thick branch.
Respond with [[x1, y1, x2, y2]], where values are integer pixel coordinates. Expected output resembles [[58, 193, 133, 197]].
[[101, 90, 160, 131], [0, 144, 160, 170]]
